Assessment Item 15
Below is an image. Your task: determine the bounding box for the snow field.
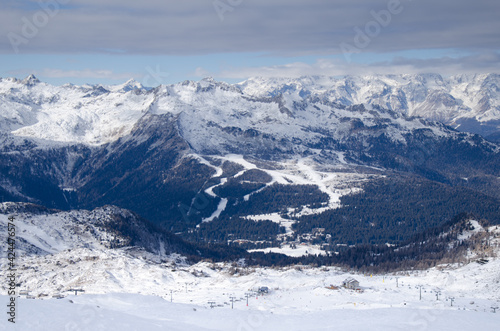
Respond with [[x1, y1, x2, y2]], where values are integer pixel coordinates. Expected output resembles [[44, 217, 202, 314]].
[[4, 294, 498, 331], [2, 207, 500, 331], [2, 255, 500, 330]]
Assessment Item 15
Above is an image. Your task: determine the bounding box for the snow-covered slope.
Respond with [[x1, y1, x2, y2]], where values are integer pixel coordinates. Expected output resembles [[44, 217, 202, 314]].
[[2, 291, 499, 331], [2, 258, 500, 331], [0, 75, 152, 145], [0, 202, 198, 258], [1, 215, 500, 330]]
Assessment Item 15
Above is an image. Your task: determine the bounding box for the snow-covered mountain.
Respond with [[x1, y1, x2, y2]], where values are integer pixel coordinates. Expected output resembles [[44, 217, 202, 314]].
[[1, 74, 499, 146], [0, 74, 499, 248], [238, 73, 500, 140]]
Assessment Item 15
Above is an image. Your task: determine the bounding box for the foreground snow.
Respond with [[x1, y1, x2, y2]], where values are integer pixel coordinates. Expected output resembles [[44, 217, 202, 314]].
[[2, 248, 500, 330], [1, 207, 499, 330], [3, 292, 498, 331]]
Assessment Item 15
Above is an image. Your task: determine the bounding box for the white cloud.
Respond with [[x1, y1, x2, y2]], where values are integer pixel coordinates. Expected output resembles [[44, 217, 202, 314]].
[[211, 53, 500, 81], [193, 67, 211, 78], [39, 68, 137, 81]]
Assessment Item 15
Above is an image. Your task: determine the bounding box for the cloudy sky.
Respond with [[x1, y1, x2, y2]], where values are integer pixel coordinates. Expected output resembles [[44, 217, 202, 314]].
[[1, 0, 499, 86]]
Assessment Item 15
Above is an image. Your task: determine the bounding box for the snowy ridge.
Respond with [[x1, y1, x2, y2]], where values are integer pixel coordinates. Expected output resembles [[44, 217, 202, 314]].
[[0, 203, 193, 258]]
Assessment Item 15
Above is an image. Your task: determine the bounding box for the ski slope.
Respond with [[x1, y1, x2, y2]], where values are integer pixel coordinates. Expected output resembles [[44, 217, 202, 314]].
[[4, 292, 499, 331], [2, 246, 500, 330]]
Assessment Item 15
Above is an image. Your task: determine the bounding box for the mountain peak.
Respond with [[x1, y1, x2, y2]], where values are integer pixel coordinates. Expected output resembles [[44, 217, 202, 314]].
[[21, 74, 40, 87], [201, 76, 215, 83], [110, 78, 144, 92]]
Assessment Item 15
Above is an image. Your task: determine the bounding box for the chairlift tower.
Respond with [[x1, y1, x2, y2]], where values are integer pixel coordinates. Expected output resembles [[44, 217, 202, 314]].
[[245, 292, 252, 306], [416, 285, 423, 301], [230, 296, 236, 309]]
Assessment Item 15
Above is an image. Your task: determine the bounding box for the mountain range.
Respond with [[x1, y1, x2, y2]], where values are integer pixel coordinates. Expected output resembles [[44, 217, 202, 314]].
[[0, 73, 499, 253]]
